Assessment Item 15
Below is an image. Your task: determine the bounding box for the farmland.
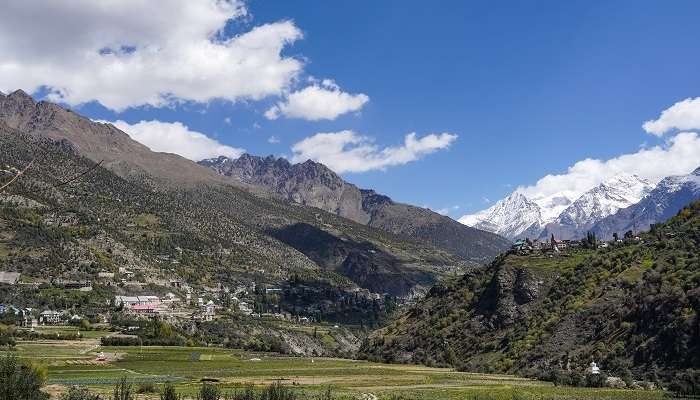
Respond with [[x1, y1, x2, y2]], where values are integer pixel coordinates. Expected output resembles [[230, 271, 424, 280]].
[[1, 328, 666, 400]]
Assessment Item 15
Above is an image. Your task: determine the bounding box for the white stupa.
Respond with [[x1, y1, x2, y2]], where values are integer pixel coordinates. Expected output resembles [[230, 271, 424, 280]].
[[589, 361, 600, 375]]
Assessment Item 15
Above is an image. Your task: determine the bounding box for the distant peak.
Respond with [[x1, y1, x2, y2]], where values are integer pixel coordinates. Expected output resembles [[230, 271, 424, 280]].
[[603, 173, 645, 184], [506, 192, 534, 204], [8, 89, 35, 103], [199, 155, 231, 164], [693, 166, 700, 176]]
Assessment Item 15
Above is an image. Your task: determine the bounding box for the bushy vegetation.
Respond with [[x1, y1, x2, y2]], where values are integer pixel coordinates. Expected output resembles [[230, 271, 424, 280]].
[[0, 354, 48, 400], [60, 386, 101, 400]]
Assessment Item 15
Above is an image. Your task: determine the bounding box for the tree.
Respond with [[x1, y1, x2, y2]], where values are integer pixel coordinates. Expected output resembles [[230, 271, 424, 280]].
[[196, 383, 220, 400], [584, 231, 597, 249], [0, 354, 48, 400], [160, 383, 179, 400], [112, 377, 134, 400]]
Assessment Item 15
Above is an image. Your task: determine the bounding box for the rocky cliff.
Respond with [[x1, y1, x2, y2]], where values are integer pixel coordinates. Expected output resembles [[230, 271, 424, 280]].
[[200, 154, 511, 263]]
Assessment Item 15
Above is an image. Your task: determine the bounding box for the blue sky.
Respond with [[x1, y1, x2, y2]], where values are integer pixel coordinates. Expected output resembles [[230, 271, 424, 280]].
[[3, 0, 700, 218]]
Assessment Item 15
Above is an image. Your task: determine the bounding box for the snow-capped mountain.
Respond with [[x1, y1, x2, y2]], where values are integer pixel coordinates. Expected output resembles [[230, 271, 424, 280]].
[[459, 172, 678, 241], [592, 168, 700, 239], [540, 174, 654, 240], [458, 192, 545, 240], [532, 192, 575, 223]]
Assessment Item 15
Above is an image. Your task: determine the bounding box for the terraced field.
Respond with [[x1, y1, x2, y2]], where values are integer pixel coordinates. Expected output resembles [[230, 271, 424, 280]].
[[2, 336, 666, 400]]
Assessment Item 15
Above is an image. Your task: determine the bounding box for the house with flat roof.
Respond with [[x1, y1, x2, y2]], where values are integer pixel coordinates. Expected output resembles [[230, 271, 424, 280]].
[[0, 271, 20, 285], [39, 310, 62, 325]]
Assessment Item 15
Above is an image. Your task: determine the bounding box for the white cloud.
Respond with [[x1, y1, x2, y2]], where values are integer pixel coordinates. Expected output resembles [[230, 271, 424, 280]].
[[268, 135, 280, 144], [290, 130, 457, 173], [517, 131, 700, 201], [643, 97, 700, 136], [224, 117, 232, 125], [435, 205, 460, 215], [0, 0, 304, 111], [106, 120, 244, 161], [265, 79, 369, 121]]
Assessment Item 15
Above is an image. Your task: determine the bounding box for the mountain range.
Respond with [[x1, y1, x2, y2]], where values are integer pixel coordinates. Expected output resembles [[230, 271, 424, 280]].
[[0, 90, 508, 301], [591, 167, 700, 239], [198, 154, 510, 263], [460, 172, 699, 240]]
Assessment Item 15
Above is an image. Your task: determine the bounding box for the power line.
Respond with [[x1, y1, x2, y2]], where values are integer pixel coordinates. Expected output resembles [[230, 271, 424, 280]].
[[10, 160, 104, 196]]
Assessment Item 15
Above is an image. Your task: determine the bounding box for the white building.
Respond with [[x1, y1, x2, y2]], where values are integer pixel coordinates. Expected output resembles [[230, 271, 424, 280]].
[[0, 271, 20, 285], [39, 310, 62, 325], [114, 295, 159, 309]]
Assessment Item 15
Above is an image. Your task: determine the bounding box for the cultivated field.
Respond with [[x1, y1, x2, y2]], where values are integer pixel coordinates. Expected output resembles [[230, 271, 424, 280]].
[[2, 328, 666, 400]]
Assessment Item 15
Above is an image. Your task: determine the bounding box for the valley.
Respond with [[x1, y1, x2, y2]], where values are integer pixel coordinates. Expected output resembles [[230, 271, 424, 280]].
[[0, 92, 698, 398], [1, 330, 666, 400]]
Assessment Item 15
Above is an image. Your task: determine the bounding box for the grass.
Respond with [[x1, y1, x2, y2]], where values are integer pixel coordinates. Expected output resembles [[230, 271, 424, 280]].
[[507, 251, 590, 277], [2, 341, 666, 399]]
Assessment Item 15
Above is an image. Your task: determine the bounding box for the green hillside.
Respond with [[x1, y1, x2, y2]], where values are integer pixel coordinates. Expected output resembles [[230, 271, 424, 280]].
[[0, 122, 462, 327], [362, 201, 700, 382]]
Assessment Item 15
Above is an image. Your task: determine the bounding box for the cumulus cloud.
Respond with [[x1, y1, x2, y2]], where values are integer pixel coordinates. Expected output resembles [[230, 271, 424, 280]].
[[107, 120, 244, 161], [517, 131, 700, 201], [265, 79, 369, 121], [290, 130, 457, 173], [435, 205, 460, 215], [643, 97, 700, 136], [0, 0, 304, 111], [267, 135, 280, 144]]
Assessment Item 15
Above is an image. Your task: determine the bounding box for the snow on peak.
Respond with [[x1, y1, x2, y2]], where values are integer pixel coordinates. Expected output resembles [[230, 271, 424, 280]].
[[555, 174, 654, 227], [658, 168, 700, 193], [459, 192, 544, 240]]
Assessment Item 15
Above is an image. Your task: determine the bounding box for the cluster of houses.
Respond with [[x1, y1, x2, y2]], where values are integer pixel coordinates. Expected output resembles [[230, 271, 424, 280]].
[[511, 234, 645, 256], [114, 292, 217, 322], [511, 237, 581, 255], [1, 266, 320, 328], [0, 304, 99, 326]]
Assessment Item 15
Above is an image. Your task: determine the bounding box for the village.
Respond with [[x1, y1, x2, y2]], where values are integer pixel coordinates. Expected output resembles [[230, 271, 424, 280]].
[[509, 231, 643, 256], [0, 264, 324, 332]]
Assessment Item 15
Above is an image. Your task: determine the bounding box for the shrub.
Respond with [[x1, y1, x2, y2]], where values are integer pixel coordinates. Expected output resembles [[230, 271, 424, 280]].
[[260, 382, 296, 400], [669, 369, 700, 397], [112, 377, 134, 400], [101, 336, 141, 346], [585, 372, 608, 388], [161, 383, 180, 400], [61, 386, 101, 400], [197, 383, 220, 400], [0, 353, 48, 400], [136, 382, 157, 393]]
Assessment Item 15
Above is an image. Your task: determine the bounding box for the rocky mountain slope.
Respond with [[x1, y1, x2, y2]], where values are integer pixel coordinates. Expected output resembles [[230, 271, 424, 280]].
[[363, 200, 700, 379], [199, 155, 510, 263], [0, 91, 467, 301], [592, 168, 700, 240], [540, 174, 653, 240], [0, 90, 226, 187]]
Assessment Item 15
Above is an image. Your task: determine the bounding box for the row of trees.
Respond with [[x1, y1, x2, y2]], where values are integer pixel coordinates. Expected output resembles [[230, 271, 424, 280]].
[[0, 353, 332, 400], [61, 380, 326, 400]]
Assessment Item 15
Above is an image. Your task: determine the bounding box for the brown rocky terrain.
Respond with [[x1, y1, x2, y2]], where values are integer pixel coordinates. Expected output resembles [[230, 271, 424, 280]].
[[200, 154, 510, 263]]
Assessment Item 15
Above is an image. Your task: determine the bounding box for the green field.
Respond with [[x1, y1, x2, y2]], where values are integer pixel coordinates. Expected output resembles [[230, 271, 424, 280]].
[[2, 334, 666, 400]]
